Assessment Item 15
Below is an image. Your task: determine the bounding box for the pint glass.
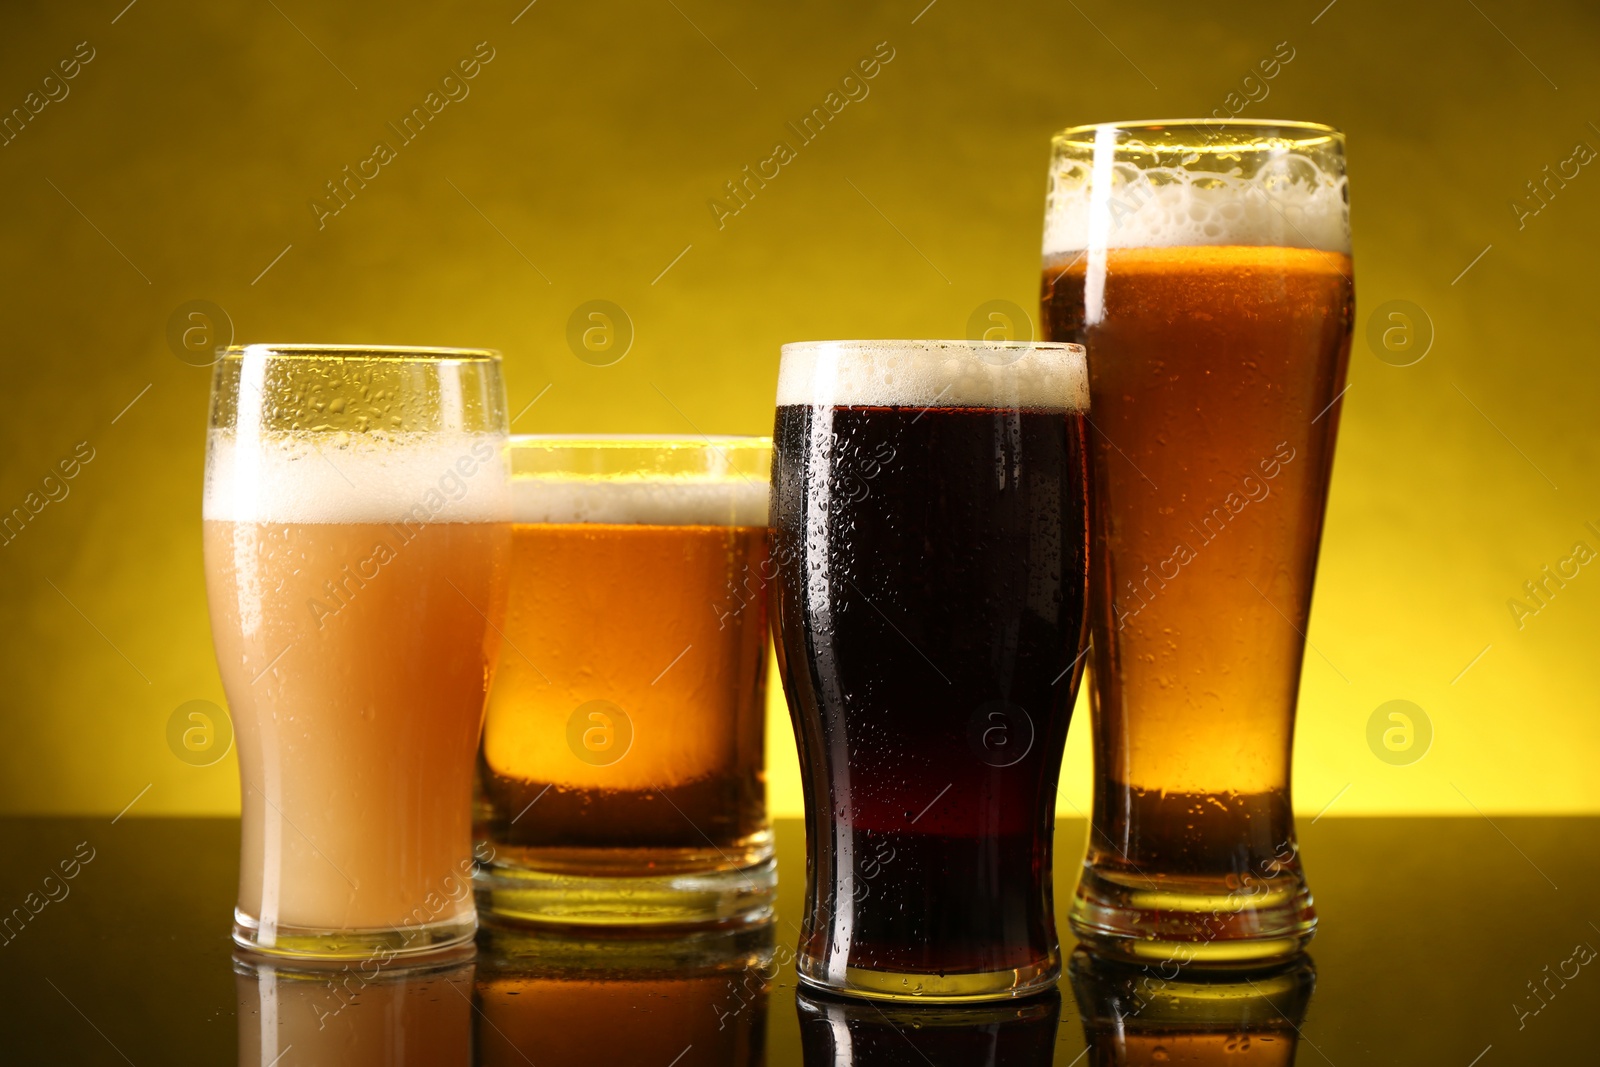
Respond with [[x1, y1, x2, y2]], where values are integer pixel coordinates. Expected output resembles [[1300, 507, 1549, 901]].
[[1040, 121, 1355, 961], [474, 436, 775, 926], [205, 344, 512, 959], [771, 340, 1090, 1001]]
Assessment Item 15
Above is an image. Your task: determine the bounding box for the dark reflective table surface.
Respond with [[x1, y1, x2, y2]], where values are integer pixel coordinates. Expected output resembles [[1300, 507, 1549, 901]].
[[1, 816, 1595, 1063]]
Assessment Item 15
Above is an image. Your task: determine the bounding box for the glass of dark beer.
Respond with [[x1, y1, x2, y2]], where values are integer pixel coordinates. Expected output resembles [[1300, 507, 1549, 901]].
[[1040, 121, 1355, 963], [771, 339, 1091, 1002]]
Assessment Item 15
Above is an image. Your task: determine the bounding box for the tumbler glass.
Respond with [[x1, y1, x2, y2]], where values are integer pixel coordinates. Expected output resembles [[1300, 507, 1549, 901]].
[[473, 435, 776, 927]]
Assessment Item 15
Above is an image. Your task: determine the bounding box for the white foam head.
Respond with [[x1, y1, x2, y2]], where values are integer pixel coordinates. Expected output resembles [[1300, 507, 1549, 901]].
[[511, 475, 767, 526], [776, 340, 1088, 411], [1042, 123, 1351, 257], [203, 430, 511, 524]]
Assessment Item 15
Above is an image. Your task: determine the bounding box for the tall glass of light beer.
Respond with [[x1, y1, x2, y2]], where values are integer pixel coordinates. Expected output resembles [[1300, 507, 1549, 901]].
[[474, 436, 774, 926], [771, 340, 1091, 1001], [205, 344, 512, 959], [1040, 121, 1354, 962]]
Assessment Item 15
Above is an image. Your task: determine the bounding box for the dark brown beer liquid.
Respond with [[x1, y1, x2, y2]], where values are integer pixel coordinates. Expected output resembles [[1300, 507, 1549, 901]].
[[773, 404, 1088, 987], [1042, 246, 1354, 951]]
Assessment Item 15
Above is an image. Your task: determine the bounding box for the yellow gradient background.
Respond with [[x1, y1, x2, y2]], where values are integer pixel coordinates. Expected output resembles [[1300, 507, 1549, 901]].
[[0, 0, 1595, 817]]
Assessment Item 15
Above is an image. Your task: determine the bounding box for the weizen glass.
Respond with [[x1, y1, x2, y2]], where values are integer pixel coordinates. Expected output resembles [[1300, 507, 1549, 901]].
[[771, 340, 1091, 1002], [1040, 120, 1355, 962], [474, 436, 775, 926], [205, 344, 512, 959]]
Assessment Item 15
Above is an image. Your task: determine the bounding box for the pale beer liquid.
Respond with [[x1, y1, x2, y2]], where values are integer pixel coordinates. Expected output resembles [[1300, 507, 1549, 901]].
[[205, 518, 507, 935], [1043, 245, 1353, 926], [480, 520, 770, 872]]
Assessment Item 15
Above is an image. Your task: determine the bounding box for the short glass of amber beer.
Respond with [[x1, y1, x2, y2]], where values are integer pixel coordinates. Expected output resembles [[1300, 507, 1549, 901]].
[[474, 436, 775, 926], [1040, 121, 1355, 962], [771, 340, 1091, 1001], [205, 344, 513, 959]]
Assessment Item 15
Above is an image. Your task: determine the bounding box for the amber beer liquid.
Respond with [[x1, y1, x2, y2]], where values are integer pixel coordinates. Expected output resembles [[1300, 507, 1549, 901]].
[[475, 437, 774, 926], [1041, 122, 1354, 961]]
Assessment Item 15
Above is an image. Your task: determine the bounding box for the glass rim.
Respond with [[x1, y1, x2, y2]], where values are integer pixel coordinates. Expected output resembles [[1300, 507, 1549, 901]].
[[1051, 118, 1343, 152], [510, 433, 771, 449], [780, 339, 1085, 356], [218, 343, 501, 362]]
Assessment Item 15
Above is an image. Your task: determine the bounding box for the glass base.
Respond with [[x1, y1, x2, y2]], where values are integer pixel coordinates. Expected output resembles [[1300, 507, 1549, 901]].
[[1068, 865, 1316, 966], [796, 955, 1061, 1004], [231, 908, 477, 961], [475, 854, 777, 928]]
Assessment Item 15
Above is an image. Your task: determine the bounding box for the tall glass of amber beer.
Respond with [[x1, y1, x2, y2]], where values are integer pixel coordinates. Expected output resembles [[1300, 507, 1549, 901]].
[[205, 344, 512, 959], [1041, 121, 1355, 963], [474, 436, 774, 926]]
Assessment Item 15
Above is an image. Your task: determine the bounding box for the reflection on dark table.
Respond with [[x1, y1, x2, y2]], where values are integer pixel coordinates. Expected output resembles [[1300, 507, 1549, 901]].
[[1, 817, 1596, 1064], [230, 922, 771, 1066], [235, 949, 475, 1066], [797, 987, 1060, 1065], [1069, 948, 1315, 1066], [473, 923, 770, 1066]]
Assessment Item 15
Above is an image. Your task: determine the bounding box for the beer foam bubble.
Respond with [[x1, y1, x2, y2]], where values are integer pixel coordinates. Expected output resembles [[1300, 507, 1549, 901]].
[[203, 430, 511, 524], [512, 476, 768, 526], [1042, 154, 1350, 256], [775, 340, 1088, 410]]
